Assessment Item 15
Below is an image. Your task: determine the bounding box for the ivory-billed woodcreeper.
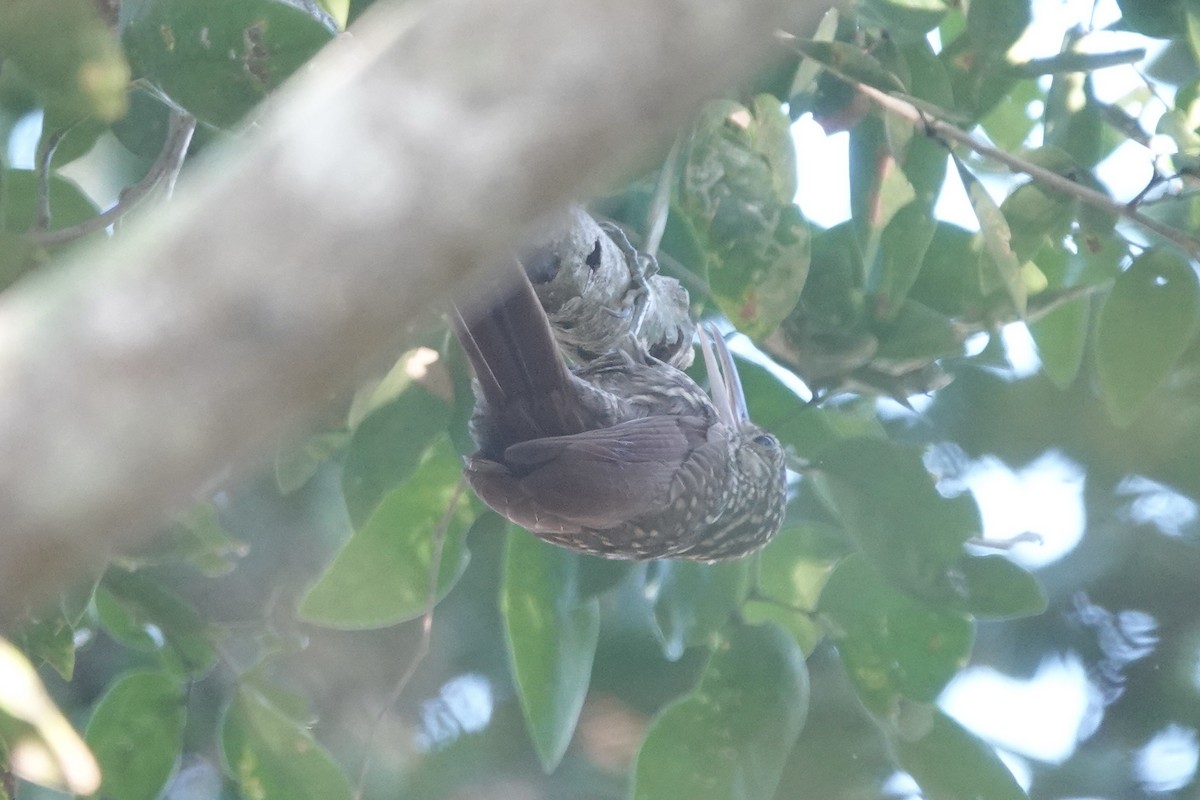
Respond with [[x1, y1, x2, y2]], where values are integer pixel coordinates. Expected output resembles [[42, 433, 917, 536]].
[[454, 262, 787, 561]]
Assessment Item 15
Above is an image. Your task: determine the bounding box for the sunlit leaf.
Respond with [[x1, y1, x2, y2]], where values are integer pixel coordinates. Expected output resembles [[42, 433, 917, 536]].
[[501, 532, 600, 772], [632, 622, 809, 800], [221, 683, 353, 800], [1095, 247, 1200, 426], [299, 438, 473, 628], [85, 670, 186, 800], [955, 158, 1026, 316], [0, 638, 99, 794]]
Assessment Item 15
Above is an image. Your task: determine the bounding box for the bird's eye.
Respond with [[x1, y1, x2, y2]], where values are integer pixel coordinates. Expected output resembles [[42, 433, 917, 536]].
[[753, 433, 778, 449]]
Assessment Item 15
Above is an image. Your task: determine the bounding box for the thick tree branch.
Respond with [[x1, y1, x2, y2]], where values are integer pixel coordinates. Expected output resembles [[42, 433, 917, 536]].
[[0, 0, 825, 622]]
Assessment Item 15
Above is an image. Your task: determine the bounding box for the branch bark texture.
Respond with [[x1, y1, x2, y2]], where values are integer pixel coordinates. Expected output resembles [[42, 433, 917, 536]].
[[0, 0, 826, 621]]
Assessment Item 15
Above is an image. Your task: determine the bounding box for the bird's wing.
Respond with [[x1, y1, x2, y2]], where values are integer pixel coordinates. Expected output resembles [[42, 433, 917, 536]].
[[496, 415, 709, 530]]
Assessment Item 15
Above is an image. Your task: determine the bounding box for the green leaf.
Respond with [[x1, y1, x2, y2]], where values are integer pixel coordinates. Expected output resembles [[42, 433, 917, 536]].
[[500, 531, 600, 772], [952, 554, 1047, 620], [123, 0, 334, 128], [14, 609, 76, 681], [819, 555, 973, 716], [742, 521, 846, 653], [871, 200, 937, 320], [955, 158, 1027, 316], [815, 437, 979, 592], [888, 705, 1028, 800], [0, 168, 99, 234], [862, 0, 951, 37], [221, 683, 353, 800], [1029, 295, 1089, 389], [631, 622, 809, 800], [341, 384, 451, 527], [122, 502, 248, 577], [96, 569, 218, 677], [649, 559, 752, 659], [275, 430, 349, 494], [299, 438, 473, 628], [0, 637, 99, 795], [1116, 0, 1185, 38], [966, 0, 1030, 62], [0, 0, 129, 120], [1095, 247, 1200, 426], [85, 670, 186, 800]]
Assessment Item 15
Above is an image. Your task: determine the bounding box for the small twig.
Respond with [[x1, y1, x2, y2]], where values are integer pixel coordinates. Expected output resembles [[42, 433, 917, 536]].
[[353, 477, 467, 800], [847, 80, 1200, 259], [30, 111, 197, 247], [34, 129, 69, 232]]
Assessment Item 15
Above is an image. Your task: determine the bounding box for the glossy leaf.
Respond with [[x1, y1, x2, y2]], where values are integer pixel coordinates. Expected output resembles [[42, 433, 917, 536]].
[[221, 683, 353, 800], [632, 622, 809, 800], [889, 705, 1028, 800], [341, 383, 451, 527], [1095, 247, 1200, 426], [501, 531, 600, 771], [96, 569, 217, 676], [0, 637, 99, 794], [85, 670, 186, 800], [123, 0, 334, 128], [0, 0, 129, 120], [649, 559, 752, 659], [299, 438, 473, 628], [819, 555, 973, 715]]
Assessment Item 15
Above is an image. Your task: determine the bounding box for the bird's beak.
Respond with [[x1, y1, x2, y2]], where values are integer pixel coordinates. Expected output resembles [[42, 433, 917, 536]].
[[697, 323, 749, 426]]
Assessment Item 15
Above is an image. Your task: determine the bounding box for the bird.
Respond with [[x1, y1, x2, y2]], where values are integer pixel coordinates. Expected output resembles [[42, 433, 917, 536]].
[[452, 258, 787, 561]]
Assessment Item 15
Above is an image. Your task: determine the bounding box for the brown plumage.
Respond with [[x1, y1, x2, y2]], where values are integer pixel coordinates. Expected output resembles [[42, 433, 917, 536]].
[[453, 262, 786, 561]]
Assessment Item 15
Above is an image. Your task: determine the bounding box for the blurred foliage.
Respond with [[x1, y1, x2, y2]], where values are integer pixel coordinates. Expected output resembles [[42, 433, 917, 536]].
[[3, 1, 1200, 799]]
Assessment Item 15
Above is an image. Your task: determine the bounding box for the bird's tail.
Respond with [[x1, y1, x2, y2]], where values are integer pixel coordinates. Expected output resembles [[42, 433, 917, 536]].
[[452, 259, 585, 442]]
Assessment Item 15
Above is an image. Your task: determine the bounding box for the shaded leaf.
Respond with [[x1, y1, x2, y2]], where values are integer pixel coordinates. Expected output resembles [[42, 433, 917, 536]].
[[122, 502, 248, 577], [96, 569, 218, 677], [648, 559, 751, 660], [0, 0, 129, 120], [85, 670, 186, 800], [889, 705, 1028, 800], [1029, 295, 1089, 389], [501, 532, 599, 772], [299, 438, 473, 628], [341, 383, 451, 527], [123, 0, 334, 128], [275, 430, 349, 494], [819, 554, 973, 715], [816, 437, 979, 591], [632, 622, 809, 800], [221, 683, 353, 800], [952, 554, 1047, 620], [1095, 247, 1200, 426]]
